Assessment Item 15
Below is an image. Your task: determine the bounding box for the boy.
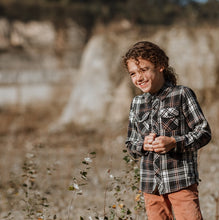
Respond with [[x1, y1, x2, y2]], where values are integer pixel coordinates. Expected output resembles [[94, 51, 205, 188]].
[[123, 41, 211, 220]]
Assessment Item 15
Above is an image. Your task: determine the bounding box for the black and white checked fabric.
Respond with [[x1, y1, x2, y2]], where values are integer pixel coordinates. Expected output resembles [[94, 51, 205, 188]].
[[126, 82, 211, 195]]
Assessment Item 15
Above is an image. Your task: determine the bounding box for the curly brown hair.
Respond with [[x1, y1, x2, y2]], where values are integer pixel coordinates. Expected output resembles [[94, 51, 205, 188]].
[[123, 41, 177, 86]]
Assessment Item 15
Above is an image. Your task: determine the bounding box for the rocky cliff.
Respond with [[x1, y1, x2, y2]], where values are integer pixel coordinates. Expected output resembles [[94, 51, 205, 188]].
[[56, 22, 219, 141], [0, 18, 218, 140]]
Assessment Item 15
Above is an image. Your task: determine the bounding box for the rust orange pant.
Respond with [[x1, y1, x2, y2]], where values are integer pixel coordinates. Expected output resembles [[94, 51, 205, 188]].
[[143, 184, 203, 220]]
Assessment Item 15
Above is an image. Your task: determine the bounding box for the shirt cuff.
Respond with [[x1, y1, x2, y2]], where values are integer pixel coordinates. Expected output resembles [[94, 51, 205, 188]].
[[172, 136, 185, 153], [126, 141, 144, 159]]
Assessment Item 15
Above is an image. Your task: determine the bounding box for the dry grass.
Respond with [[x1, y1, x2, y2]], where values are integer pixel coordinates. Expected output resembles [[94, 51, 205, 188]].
[[0, 104, 218, 220]]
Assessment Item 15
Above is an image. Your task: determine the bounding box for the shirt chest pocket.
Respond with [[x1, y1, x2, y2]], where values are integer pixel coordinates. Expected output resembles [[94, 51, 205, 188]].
[[135, 111, 151, 135], [160, 107, 179, 132]]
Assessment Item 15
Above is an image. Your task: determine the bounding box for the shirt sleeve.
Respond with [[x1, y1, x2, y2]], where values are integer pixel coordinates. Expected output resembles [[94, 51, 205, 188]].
[[125, 98, 145, 159], [173, 87, 211, 153]]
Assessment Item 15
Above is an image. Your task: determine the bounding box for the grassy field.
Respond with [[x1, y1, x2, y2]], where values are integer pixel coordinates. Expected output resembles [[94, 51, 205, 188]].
[[0, 105, 218, 220]]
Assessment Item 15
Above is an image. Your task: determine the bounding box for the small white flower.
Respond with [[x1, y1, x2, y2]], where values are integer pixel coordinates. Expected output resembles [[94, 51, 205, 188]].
[[78, 189, 83, 194], [25, 153, 35, 159], [69, 205, 73, 210], [84, 157, 92, 163], [109, 174, 114, 179], [73, 183, 79, 190]]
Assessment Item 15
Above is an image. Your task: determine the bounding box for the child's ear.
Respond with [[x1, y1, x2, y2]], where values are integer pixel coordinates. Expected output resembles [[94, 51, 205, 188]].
[[159, 67, 164, 72]]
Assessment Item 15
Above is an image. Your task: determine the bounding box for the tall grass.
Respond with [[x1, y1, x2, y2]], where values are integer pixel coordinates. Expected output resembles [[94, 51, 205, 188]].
[[0, 107, 218, 219]]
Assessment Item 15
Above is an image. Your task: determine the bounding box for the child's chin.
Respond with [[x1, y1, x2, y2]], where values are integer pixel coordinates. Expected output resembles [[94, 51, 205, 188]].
[[140, 88, 149, 93]]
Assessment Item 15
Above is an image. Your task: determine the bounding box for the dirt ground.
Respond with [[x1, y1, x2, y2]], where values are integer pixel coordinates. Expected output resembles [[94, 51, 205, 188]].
[[0, 105, 218, 220]]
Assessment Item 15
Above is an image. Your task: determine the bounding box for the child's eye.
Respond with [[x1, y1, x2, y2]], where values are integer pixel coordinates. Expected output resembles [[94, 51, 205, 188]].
[[141, 67, 149, 72], [130, 72, 135, 76]]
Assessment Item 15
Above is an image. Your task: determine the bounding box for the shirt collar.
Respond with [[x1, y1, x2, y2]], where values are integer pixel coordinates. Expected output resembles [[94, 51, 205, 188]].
[[143, 82, 173, 103]]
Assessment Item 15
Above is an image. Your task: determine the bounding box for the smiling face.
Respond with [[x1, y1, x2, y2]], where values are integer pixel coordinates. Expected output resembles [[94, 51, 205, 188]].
[[127, 58, 165, 94]]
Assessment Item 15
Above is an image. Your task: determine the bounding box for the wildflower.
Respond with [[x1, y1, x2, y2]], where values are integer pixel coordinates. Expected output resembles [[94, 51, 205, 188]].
[[112, 204, 116, 209], [119, 203, 124, 209], [73, 183, 79, 190], [26, 153, 35, 159], [69, 183, 80, 191], [135, 190, 142, 201], [109, 174, 114, 179], [135, 194, 141, 202], [84, 157, 92, 163]]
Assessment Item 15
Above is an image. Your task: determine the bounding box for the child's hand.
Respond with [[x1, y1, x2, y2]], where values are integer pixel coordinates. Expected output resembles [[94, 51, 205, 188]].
[[143, 133, 156, 151], [152, 136, 176, 154]]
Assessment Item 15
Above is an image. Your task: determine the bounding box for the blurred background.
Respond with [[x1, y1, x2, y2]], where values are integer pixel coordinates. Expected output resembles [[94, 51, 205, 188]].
[[0, 0, 219, 219]]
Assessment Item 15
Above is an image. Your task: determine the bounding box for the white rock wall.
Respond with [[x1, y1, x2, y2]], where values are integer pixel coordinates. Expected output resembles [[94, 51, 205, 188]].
[[56, 25, 218, 138], [0, 18, 218, 135]]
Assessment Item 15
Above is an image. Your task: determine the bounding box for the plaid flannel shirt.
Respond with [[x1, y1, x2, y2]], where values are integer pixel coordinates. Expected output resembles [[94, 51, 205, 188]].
[[126, 82, 211, 195]]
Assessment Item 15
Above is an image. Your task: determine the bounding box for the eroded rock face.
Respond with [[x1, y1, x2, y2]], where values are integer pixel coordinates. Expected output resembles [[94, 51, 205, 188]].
[[0, 18, 87, 106], [157, 27, 218, 90], [57, 25, 218, 131], [10, 20, 55, 48], [0, 18, 86, 70], [0, 18, 218, 134], [57, 34, 132, 126], [0, 19, 10, 49]]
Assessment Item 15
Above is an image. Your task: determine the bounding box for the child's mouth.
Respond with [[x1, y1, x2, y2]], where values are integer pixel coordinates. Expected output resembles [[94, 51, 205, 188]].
[[139, 81, 148, 87]]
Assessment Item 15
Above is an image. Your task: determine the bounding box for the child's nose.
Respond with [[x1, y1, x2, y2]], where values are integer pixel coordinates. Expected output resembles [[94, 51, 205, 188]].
[[137, 72, 143, 81]]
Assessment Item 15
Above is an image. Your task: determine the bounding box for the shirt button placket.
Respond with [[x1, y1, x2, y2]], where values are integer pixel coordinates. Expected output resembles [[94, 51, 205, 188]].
[[151, 99, 159, 134]]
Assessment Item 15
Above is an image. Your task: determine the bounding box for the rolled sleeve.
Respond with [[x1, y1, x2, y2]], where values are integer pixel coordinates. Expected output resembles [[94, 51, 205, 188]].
[[172, 87, 211, 153], [125, 98, 145, 159]]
